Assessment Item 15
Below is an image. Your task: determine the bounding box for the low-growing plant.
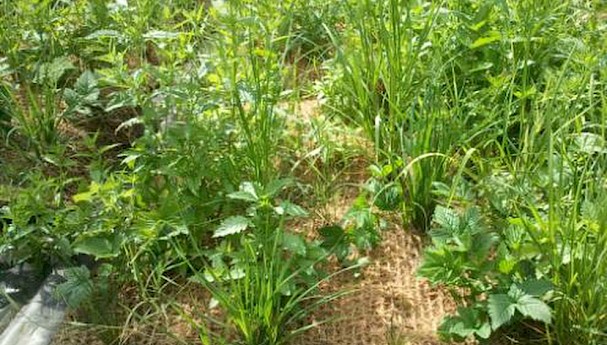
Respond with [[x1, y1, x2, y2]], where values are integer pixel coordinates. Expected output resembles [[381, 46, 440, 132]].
[[0, 173, 79, 271], [318, 191, 384, 265], [418, 205, 553, 342]]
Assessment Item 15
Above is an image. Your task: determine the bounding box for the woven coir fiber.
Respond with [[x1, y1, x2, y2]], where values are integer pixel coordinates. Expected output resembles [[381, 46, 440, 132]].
[[293, 219, 455, 345]]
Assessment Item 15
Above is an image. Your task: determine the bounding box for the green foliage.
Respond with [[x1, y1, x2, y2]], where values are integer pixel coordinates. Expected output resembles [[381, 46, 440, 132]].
[[55, 266, 94, 309], [318, 191, 383, 265], [175, 180, 349, 345], [321, 0, 463, 230], [419, 205, 554, 342], [2, 1, 607, 345], [487, 285, 551, 330], [55, 263, 123, 345], [213, 215, 251, 238], [0, 82, 12, 132], [64, 70, 101, 118], [0, 174, 76, 270]]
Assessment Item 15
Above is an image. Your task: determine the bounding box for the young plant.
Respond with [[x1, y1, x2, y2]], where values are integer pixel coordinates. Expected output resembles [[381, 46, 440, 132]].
[[175, 180, 354, 345], [418, 205, 553, 342]]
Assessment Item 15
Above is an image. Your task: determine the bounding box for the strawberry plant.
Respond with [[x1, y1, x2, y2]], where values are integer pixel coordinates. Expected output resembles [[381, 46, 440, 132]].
[[419, 205, 553, 342]]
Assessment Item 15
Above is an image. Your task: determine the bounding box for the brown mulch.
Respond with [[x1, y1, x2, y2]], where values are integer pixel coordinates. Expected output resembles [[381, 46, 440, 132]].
[[290, 196, 455, 345]]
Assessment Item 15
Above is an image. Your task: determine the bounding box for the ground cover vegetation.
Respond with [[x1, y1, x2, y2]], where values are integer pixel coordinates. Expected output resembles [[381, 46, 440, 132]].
[[0, 0, 606, 344]]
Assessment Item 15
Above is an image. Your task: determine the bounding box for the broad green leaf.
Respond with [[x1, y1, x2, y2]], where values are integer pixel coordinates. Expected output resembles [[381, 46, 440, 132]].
[[35, 56, 75, 85], [476, 322, 492, 339], [143, 30, 180, 40], [74, 70, 98, 94], [417, 248, 447, 283], [263, 178, 293, 197], [227, 190, 258, 202], [228, 267, 245, 280], [470, 31, 502, 49], [573, 133, 607, 154], [432, 206, 460, 234], [73, 191, 94, 203], [498, 256, 516, 274], [85, 29, 123, 40], [282, 232, 307, 256], [159, 223, 189, 239], [73, 236, 120, 259], [516, 295, 552, 324], [279, 201, 308, 217], [319, 225, 346, 247], [488, 294, 516, 330], [439, 307, 492, 340], [439, 316, 466, 339], [228, 182, 258, 202], [54, 266, 93, 308], [518, 279, 553, 297], [373, 184, 401, 211], [318, 225, 350, 260], [213, 216, 249, 238]]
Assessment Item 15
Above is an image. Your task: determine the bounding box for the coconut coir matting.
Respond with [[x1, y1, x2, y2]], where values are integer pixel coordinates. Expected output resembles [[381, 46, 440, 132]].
[[292, 203, 454, 345]]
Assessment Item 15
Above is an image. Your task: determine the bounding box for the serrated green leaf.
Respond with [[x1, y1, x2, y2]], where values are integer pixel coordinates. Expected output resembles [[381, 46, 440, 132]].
[[264, 178, 293, 197], [282, 232, 307, 256], [143, 30, 180, 40], [159, 223, 189, 240], [432, 206, 460, 235], [488, 294, 516, 329], [373, 184, 401, 211], [55, 266, 93, 308], [515, 295, 552, 324], [417, 246, 467, 285], [75, 70, 98, 93], [227, 190, 258, 202], [35, 56, 75, 85], [438, 316, 466, 340], [73, 235, 120, 259], [498, 256, 516, 274], [228, 182, 258, 202], [439, 307, 492, 340], [213, 216, 249, 238], [319, 225, 350, 260], [518, 279, 553, 297], [279, 201, 308, 217]]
